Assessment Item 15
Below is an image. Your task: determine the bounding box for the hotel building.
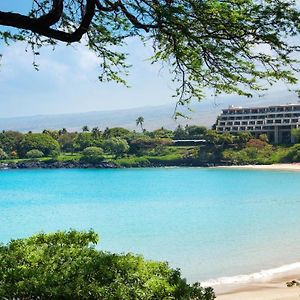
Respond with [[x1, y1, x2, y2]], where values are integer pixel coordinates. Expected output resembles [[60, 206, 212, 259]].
[[215, 104, 300, 144]]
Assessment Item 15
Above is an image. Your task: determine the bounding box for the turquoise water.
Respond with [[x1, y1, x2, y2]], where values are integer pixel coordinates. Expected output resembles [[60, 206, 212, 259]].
[[1, 168, 300, 282]]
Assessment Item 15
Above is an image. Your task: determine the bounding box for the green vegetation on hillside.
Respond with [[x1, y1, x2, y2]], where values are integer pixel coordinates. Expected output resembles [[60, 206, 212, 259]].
[[0, 126, 299, 166]]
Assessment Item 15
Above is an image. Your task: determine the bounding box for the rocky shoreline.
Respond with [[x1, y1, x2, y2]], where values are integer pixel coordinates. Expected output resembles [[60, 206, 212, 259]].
[[0, 161, 118, 169], [0, 160, 222, 169]]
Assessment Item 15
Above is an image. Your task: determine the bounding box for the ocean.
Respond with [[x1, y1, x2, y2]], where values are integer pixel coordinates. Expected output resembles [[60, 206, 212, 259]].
[[1, 168, 300, 284]]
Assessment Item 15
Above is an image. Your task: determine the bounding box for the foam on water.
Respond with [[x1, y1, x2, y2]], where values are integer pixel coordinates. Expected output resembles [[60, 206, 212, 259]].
[[202, 262, 300, 287]]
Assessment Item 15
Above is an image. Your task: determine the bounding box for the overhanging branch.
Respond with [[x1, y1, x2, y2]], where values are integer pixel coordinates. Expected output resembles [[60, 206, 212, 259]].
[[37, 0, 64, 27], [0, 0, 96, 43]]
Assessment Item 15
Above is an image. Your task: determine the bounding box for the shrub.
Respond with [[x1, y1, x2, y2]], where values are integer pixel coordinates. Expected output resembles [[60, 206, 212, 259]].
[[282, 144, 300, 162], [81, 146, 105, 163], [19, 133, 60, 157], [115, 156, 151, 167], [102, 138, 129, 158], [0, 148, 8, 160], [0, 131, 23, 154], [129, 137, 172, 155], [292, 128, 300, 143], [26, 149, 44, 159], [246, 138, 269, 150], [0, 230, 215, 300], [73, 133, 94, 151]]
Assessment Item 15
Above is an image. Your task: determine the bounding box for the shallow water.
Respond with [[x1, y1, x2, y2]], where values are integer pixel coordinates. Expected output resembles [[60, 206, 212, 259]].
[[1, 168, 300, 282]]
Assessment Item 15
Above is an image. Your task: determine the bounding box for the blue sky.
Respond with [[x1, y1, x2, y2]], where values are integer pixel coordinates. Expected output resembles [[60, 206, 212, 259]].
[[0, 1, 299, 118]]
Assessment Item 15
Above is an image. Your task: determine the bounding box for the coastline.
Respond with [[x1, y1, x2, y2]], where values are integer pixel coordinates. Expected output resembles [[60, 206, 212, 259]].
[[216, 277, 300, 300], [1, 161, 300, 170], [215, 163, 300, 171], [202, 262, 300, 300]]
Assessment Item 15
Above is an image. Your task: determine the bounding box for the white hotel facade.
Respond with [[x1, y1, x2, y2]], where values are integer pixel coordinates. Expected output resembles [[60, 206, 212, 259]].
[[215, 104, 300, 144]]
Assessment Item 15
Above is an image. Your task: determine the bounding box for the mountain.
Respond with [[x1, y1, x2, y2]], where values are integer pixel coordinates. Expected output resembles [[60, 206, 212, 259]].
[[0, 103, 218, 132], [0, 92, 298, 132]]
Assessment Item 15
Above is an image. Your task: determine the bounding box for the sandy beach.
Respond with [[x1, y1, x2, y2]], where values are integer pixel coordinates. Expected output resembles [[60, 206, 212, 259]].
[[210, 162, 300, 299], [218, 163, 300, 171], [216, 278, 300, 300]]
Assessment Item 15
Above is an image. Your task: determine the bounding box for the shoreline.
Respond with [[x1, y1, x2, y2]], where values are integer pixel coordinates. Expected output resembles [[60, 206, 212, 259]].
[[1, 161, 300, 170], [202, 262, 300, 300], [215, 163, 300, 171], [216, 277, 300, 300]]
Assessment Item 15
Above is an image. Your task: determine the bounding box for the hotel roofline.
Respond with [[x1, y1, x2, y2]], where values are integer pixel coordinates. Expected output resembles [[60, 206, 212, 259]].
[[222, 103, 300, 111]]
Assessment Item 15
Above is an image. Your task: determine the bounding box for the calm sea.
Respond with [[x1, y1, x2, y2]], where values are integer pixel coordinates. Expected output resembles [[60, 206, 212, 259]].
[[1, 168, 300, 283]]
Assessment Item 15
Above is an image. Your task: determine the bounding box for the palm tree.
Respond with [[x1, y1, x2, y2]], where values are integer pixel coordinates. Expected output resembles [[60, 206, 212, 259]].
[[136, 116, 144, 131], [82, 125, 90, 132], [92, 127, 101, 138]]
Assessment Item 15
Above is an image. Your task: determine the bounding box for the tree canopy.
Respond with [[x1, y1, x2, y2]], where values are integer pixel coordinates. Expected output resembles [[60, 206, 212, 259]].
[[18, 133, 60, 157], [1, 1, 300, 107], [0, 230, 215, 299]]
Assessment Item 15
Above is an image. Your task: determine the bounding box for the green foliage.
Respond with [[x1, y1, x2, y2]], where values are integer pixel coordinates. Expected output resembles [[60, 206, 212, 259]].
[[57, 132, 77, 152], [81, 147, 105, 163], [291, 128, 300, 143], [115, 156, 151, 167], [47, 153, 81, 163], [91, 127, 102, 138], [130, 137, 173, 156], [235, 132, 253, 149], [149, 145, 173, 156], [73, 133, 94, 151], [102, 137, 129, 158], [173, 125, 208, 140], [281, 144, 300, 162], [42, 129, 60, 140], [0, 131, 23, 154], [150, 128, 174, 139], [173, 125, 188, 140], [148, 153, 185, 164], [2, 0, 300, 103], [259, 134, 269, 143], [197, 145, 222, 163], [0, 230, 215, 300], [0, 148, 8, 160], [103, 127, 132, 139], [204, 130, 222, 145], [185, 126, 207, 139], [18, 133, 60, 158], [222, 139, 274, 164], [136, 117, 145, 131], [1, 126, 300, 166], [26, 149, 44, 159], [82, 125, 90, 132]]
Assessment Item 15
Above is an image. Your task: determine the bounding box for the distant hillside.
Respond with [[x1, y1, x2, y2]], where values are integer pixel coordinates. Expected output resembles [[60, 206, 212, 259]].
[[0, 103, 218, 132], [0, 92, 298, 132]]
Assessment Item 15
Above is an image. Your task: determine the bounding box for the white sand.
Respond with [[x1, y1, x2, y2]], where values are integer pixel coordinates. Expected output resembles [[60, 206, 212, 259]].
[[211, 260, 300, 299], [217, 280, 300, 300], [217, 163, 300, 171]]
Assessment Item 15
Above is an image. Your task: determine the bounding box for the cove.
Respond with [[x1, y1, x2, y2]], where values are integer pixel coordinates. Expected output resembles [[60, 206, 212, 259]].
[[1, 168, 300, 282]]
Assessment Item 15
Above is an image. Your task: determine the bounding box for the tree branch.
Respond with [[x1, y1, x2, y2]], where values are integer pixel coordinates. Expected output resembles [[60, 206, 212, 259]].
[[0, 0, 96, 43], [117, 0, 157, 32], [37, 0, 64, 27]]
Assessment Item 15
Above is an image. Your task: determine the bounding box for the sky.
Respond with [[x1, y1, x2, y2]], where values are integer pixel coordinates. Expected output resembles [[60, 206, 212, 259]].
[[0, 1, 299, 118]]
